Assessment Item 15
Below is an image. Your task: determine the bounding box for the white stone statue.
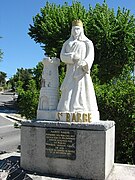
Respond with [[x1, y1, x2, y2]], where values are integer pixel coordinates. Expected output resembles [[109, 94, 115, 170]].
[[56, 20, 100, 122], [37, 57, 60, 120]]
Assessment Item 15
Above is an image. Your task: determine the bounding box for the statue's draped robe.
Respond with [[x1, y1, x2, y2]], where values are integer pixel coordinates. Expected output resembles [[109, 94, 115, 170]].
[[57, 38, 98, 113]]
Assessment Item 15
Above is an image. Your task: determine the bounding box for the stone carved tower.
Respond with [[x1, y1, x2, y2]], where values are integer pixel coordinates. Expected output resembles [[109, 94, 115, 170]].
[[37, 57, 60, 120]]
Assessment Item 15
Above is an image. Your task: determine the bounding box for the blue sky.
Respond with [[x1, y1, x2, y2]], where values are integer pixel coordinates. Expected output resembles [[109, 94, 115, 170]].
[[0, 0, 135, 79]]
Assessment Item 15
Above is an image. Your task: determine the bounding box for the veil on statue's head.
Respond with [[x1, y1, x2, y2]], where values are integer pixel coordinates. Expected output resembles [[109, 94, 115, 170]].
[[69, 20, 90, 42]]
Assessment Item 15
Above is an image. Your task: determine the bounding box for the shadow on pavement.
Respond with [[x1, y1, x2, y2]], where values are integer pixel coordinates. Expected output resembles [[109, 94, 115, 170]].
[[0, 156, 32, 180]]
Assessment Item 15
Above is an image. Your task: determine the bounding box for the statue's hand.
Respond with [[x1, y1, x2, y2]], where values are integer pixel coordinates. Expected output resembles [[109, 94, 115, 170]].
[[79, 61, 89, 73], [82, 64, 89, 73], [73, 54, 80, 60], [73, 54, 80, 63]]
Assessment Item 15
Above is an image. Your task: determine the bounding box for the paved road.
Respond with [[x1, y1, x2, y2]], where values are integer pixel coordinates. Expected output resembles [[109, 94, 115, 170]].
[[0, 91, 16, 112], [0, 121, 20, 152], [0, 92, 20, 153]]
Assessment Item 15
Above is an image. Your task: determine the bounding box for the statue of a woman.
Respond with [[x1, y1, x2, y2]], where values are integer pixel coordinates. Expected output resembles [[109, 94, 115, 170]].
[[57, 20, 99, 121]]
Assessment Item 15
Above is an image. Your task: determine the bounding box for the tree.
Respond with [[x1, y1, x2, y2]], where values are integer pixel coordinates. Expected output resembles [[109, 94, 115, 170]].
[[28, 1, 135, 83], [9, 68, 33, 91], [17, 79, 39, 119], [32, 61, 43, 90], [93, 67, 135, 164], [0, 71, 7, 86], [8, 63, 43, 119]]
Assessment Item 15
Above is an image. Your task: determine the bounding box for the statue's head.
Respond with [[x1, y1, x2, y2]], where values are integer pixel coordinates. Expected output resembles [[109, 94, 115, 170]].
[[71, 20, 84, 40]]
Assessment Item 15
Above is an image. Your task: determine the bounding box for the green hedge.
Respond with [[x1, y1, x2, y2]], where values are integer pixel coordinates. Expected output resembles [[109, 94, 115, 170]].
[[93, 67, 135, 164]]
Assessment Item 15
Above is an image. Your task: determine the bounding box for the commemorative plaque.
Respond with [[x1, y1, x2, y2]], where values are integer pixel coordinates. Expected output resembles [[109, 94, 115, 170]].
[[45, 128, 76, 160]]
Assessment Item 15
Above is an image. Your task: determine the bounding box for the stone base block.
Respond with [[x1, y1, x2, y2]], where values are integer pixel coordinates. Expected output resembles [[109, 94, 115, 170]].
[[21, 120, 115, 180]]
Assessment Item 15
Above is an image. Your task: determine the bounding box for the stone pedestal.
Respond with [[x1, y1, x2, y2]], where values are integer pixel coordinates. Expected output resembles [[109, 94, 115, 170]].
[[21, 120, 115, 180]]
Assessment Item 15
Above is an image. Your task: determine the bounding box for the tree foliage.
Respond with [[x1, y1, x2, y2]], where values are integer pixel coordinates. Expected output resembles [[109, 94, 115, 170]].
[[32, 61, 43, 90], [28, 2, 87, 57], [86, 4, 135, 83], [93, 66, 135, 164], [28, 1, 135, 83], [17, 79, 39, 119], [0, 71, 7, 86], [8, 63, 43, 119], [9, 68, 33, 91]]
